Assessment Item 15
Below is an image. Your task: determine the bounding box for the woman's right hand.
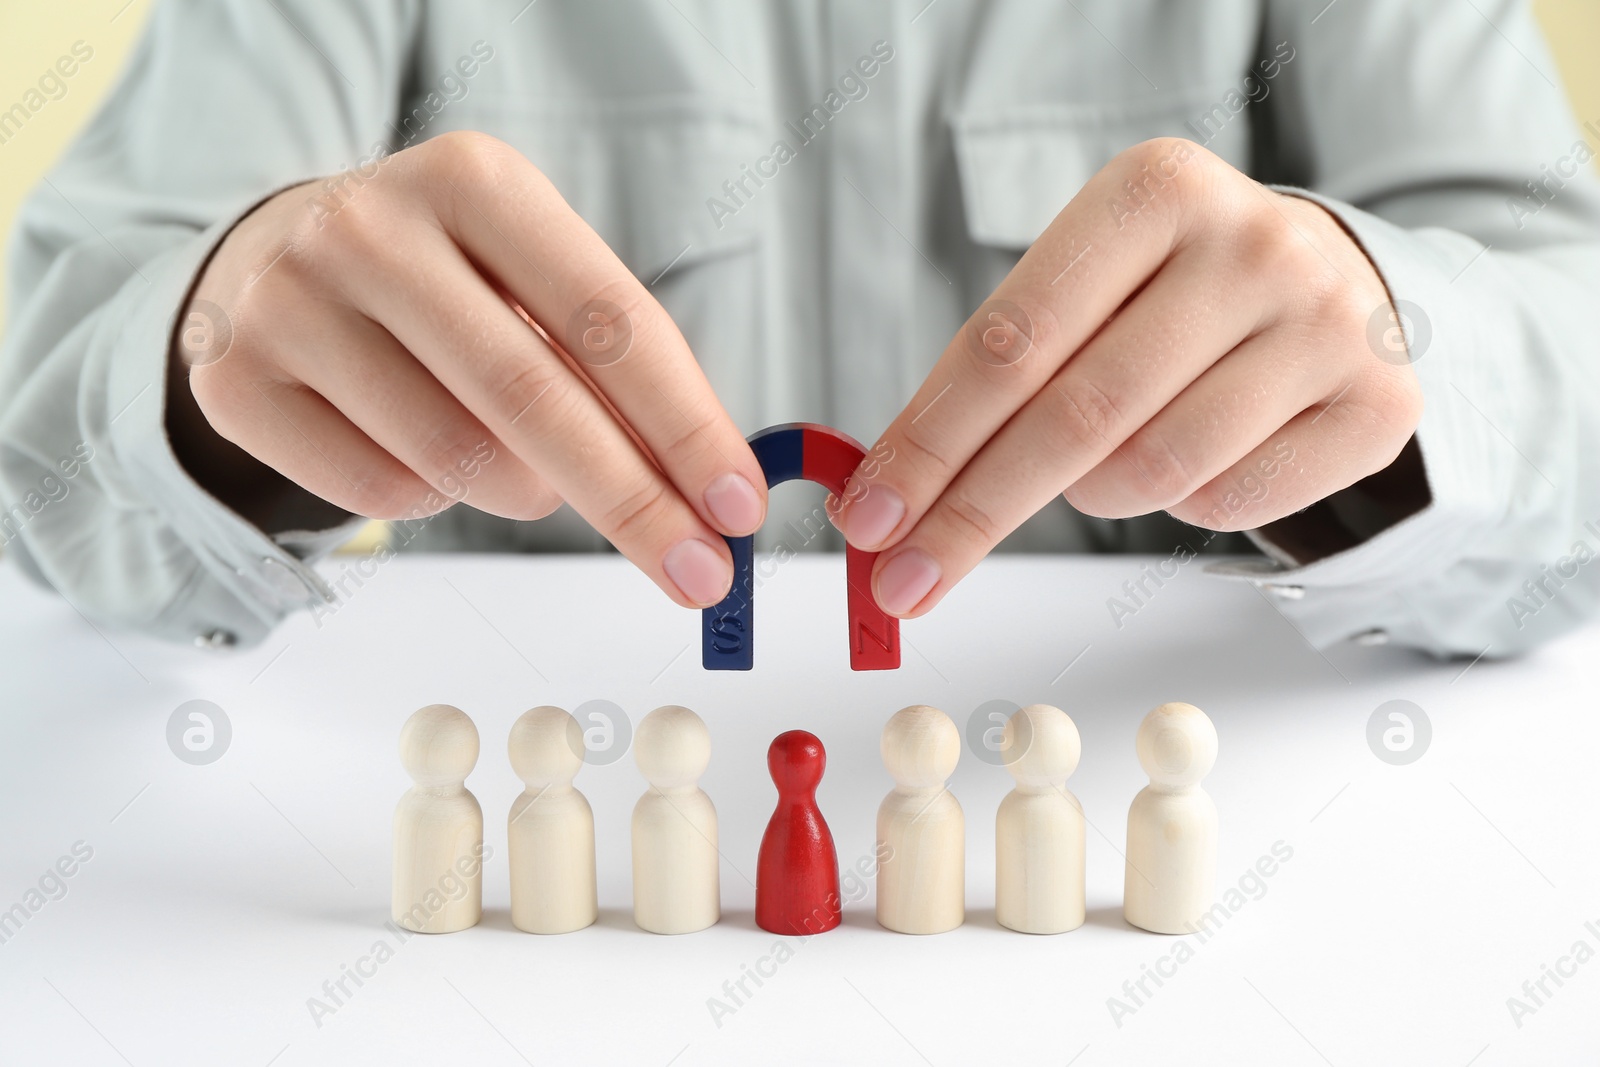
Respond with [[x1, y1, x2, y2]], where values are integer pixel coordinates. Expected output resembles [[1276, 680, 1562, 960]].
[[171, 131, 764, 609]]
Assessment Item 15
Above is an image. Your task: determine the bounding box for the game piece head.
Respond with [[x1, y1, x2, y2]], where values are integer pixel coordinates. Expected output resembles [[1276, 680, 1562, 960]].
[[634, 704, 710, 790], [1002, 704, 1080, 788], [508, 706, 585, 789], [880, 705, 959, 788], [399, 704, 479, 787], [768, 730, 825, 795], [1135, 702, 1217, 790]]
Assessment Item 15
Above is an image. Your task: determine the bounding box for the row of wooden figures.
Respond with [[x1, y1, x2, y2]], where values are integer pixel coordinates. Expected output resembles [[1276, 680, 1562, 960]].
[[392, 701, 1218, 937]]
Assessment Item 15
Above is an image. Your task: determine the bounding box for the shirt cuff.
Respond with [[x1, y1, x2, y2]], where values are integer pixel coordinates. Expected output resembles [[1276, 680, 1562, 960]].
[[104, 188, 359, 648], [1204, 187, 1514, 647]]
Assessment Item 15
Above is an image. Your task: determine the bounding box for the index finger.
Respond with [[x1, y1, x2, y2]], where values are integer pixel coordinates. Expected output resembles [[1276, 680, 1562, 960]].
[[421, 132, 768, 540], [830, 138, 1217, 552]]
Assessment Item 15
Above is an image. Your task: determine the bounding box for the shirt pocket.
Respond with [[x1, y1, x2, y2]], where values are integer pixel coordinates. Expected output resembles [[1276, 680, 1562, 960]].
[[948, 91, 1223, 255]]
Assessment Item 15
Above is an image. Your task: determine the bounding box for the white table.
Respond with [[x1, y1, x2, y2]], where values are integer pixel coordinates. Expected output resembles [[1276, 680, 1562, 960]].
[[0, 553, 1595, 1066]]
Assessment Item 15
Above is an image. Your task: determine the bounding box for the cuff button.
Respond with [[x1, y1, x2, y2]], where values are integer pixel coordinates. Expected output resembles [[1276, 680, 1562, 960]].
[[194, 628, 236, 649]]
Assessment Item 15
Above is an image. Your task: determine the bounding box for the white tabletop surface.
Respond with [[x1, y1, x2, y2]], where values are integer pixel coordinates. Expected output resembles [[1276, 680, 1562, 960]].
[[0, 551, 1596, 1066]]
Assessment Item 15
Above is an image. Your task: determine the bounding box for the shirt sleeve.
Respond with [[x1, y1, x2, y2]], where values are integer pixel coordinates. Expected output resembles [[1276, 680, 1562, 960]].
[[0, 0, 419, 647], [1206, 0, 1600, 659]]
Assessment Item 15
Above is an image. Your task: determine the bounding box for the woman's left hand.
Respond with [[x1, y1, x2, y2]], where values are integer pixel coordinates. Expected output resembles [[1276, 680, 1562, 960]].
[[830, 138, 1423, 618]]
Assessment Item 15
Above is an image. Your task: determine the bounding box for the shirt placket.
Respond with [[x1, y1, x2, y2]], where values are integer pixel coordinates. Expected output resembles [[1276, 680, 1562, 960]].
[[825, 0, 911, 447]]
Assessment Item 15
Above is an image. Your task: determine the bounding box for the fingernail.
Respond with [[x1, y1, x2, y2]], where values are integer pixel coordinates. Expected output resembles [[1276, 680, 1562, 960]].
[[876, 548, 940, 616], [664, 539, 732, 606], [704, 472, 762, 534], [840, 481, 905, 549]]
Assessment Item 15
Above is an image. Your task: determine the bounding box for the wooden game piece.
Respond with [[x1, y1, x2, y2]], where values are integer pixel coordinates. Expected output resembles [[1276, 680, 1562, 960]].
[[632, 705, 720, 934], [1123, 702, 1219, 935], [507, 706, 597, 934], [756, 730, 841, 936], [702, 423, 900, 672], [876, 705, 964, 934], [392, 704, 483, 933], [995, 704, 1086, 934]]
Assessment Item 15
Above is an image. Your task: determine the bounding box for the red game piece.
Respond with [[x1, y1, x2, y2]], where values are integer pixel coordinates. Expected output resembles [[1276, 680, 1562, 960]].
[[756, 731, 842, 936]]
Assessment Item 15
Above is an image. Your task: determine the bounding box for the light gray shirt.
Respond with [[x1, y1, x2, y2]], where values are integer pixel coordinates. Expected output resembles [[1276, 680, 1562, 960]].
[[3, 0, 1599, 658]]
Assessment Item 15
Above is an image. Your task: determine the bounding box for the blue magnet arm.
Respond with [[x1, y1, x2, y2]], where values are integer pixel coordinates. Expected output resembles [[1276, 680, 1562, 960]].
[[702, 532, 755, 670], [700, 426, 805, 670], [747, 424, 805, 487]]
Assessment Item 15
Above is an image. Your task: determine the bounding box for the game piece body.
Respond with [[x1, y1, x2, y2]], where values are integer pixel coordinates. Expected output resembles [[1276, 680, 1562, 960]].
[[756, 731, 841, 935], [632, 705, 720, 934], [996, 704, 1086, 934], [876, 705, 964, 934], [702, 423, 899, 671], [508, 706, 597, 934], [393, 704, 483, 933], [1124, 702, 1219, 934]]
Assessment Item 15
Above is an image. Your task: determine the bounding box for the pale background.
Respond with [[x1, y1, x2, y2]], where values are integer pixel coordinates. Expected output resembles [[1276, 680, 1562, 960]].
[[2, 0, 1598, 333]]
